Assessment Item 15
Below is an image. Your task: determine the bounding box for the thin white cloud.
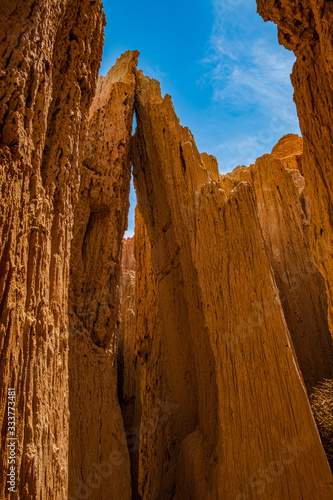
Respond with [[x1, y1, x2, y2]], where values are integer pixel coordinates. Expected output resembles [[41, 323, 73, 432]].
[[203, 0, 298, 123], [196, 0, 301, 171]]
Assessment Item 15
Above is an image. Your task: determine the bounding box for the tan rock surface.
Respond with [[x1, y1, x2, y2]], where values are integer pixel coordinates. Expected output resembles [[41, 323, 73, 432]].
[[220, 150, 333, 392], [200, 152, 220, 182], [2, 2, 333, 496], [118, 235, 140, 496], [68, 51, 139, 500], [123, 236, 136, 271], [132, 71, 333, 499], [0, 1, 105, 498], [119, 237, 136, 412], [134, 207, 197, 500], [119, 236, 136, 415], [271, 133, 303, 171], [256, 0, 333, 336]]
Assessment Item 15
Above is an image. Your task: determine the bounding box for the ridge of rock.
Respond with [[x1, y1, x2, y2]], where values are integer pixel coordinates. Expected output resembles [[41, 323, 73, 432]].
[[2, 3, 333, 495], [132, 70, 333, 499], [0, 1, 105, 497], [67, 49, 138, 500]]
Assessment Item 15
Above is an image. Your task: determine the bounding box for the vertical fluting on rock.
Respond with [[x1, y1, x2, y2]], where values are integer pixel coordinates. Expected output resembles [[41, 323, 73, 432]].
[[122, 236, 136, 271], [220, 142, 333, 392], [68, 51, 139, 500], [117, 235, 141, 498], [134, 206, 198, 500], [256, 0, 333, 335], [0, 1, 104, 498], [132, 72, 216, 500], [251, 155, 333, 391], [2, 2, 333, 494], [132, 71, 333, 499]]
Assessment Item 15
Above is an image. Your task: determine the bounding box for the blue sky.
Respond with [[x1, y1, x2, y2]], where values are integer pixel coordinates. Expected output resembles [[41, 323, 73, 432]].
[[100, 0, 300, 237]]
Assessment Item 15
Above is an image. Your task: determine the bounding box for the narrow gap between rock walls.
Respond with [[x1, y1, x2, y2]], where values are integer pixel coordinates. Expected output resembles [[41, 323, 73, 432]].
[[117, 108, 142, 499]]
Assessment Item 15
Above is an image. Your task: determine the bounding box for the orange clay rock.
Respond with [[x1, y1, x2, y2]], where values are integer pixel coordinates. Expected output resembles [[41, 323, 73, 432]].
[[134, 207, 196, 500], [68, 51, 140, 500], [132, 71, 333, 499], [119, 237, 136, 415], [271, 133, 303, 158], [256, 0, 333, 336], [122, 236, 136, 271], [220, 149, 333, 392], [0, 1, 105, 498], [118, 235, 141, 496], [271, 133, 303, 172]]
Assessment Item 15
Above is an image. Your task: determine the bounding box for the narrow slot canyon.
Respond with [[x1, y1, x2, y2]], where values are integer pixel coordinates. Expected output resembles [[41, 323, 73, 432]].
[[1, 1, 333, 499], [66, 50, 333, 499]]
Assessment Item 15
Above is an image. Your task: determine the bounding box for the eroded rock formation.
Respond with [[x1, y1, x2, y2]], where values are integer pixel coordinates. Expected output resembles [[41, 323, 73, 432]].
[[256, 0, 333, 336], [68, 51, 139, 500], [2, 1, 333, 497], [122, 235, 136, 271], [220, 137, 333, 392], [132, 73, 333, 499], [117, 235, 142, 497], [0, 1, 105, 498], [271, 133, 303, 172]]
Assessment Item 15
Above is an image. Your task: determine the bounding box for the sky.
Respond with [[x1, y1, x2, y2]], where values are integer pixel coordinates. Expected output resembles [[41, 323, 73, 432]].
[[100, 0, 300, 237]]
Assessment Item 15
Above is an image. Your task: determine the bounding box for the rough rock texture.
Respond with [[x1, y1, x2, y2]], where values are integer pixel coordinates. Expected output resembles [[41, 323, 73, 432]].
[[117, 235, 141, 497], [122, 235, 136, 271], [256, 0, 333, 336], [68, 51, 139, 500], [132, 73, 333, 499], [310, 379, 333, 464], [0, 1, 105, 498], [2, 3, 333, 496], [220, 143, 333, 392], [134, 207, 195, 500], [119, 237, 136, 411], [271, 133, 303, 172], [199, 152, 220, 182]]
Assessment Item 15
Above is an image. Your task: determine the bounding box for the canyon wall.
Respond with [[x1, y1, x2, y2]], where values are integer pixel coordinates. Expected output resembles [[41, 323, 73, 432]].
[[220, 138, 333, 392], [134, 207, 197, 500], [0, 1, 105, 498], [122, 236, 136, 271], [132, 72, 333, 499], [1, 1, 333, 497], [256, 0, 333, 334], [68, 51, 139, 500], [118, 236, 139, 496]]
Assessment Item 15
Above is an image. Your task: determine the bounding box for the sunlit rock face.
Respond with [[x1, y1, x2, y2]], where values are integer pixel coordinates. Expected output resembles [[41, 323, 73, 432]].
[[0, 1, 105, 498], [132, 72, 333, 499], [271, 133, 303, 172], [257, 0, 333, 337], [122, 236, 136, 271], [220, 138, 333, 393], [2, 0, 333, 495], [68, 51, 139, 500]]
